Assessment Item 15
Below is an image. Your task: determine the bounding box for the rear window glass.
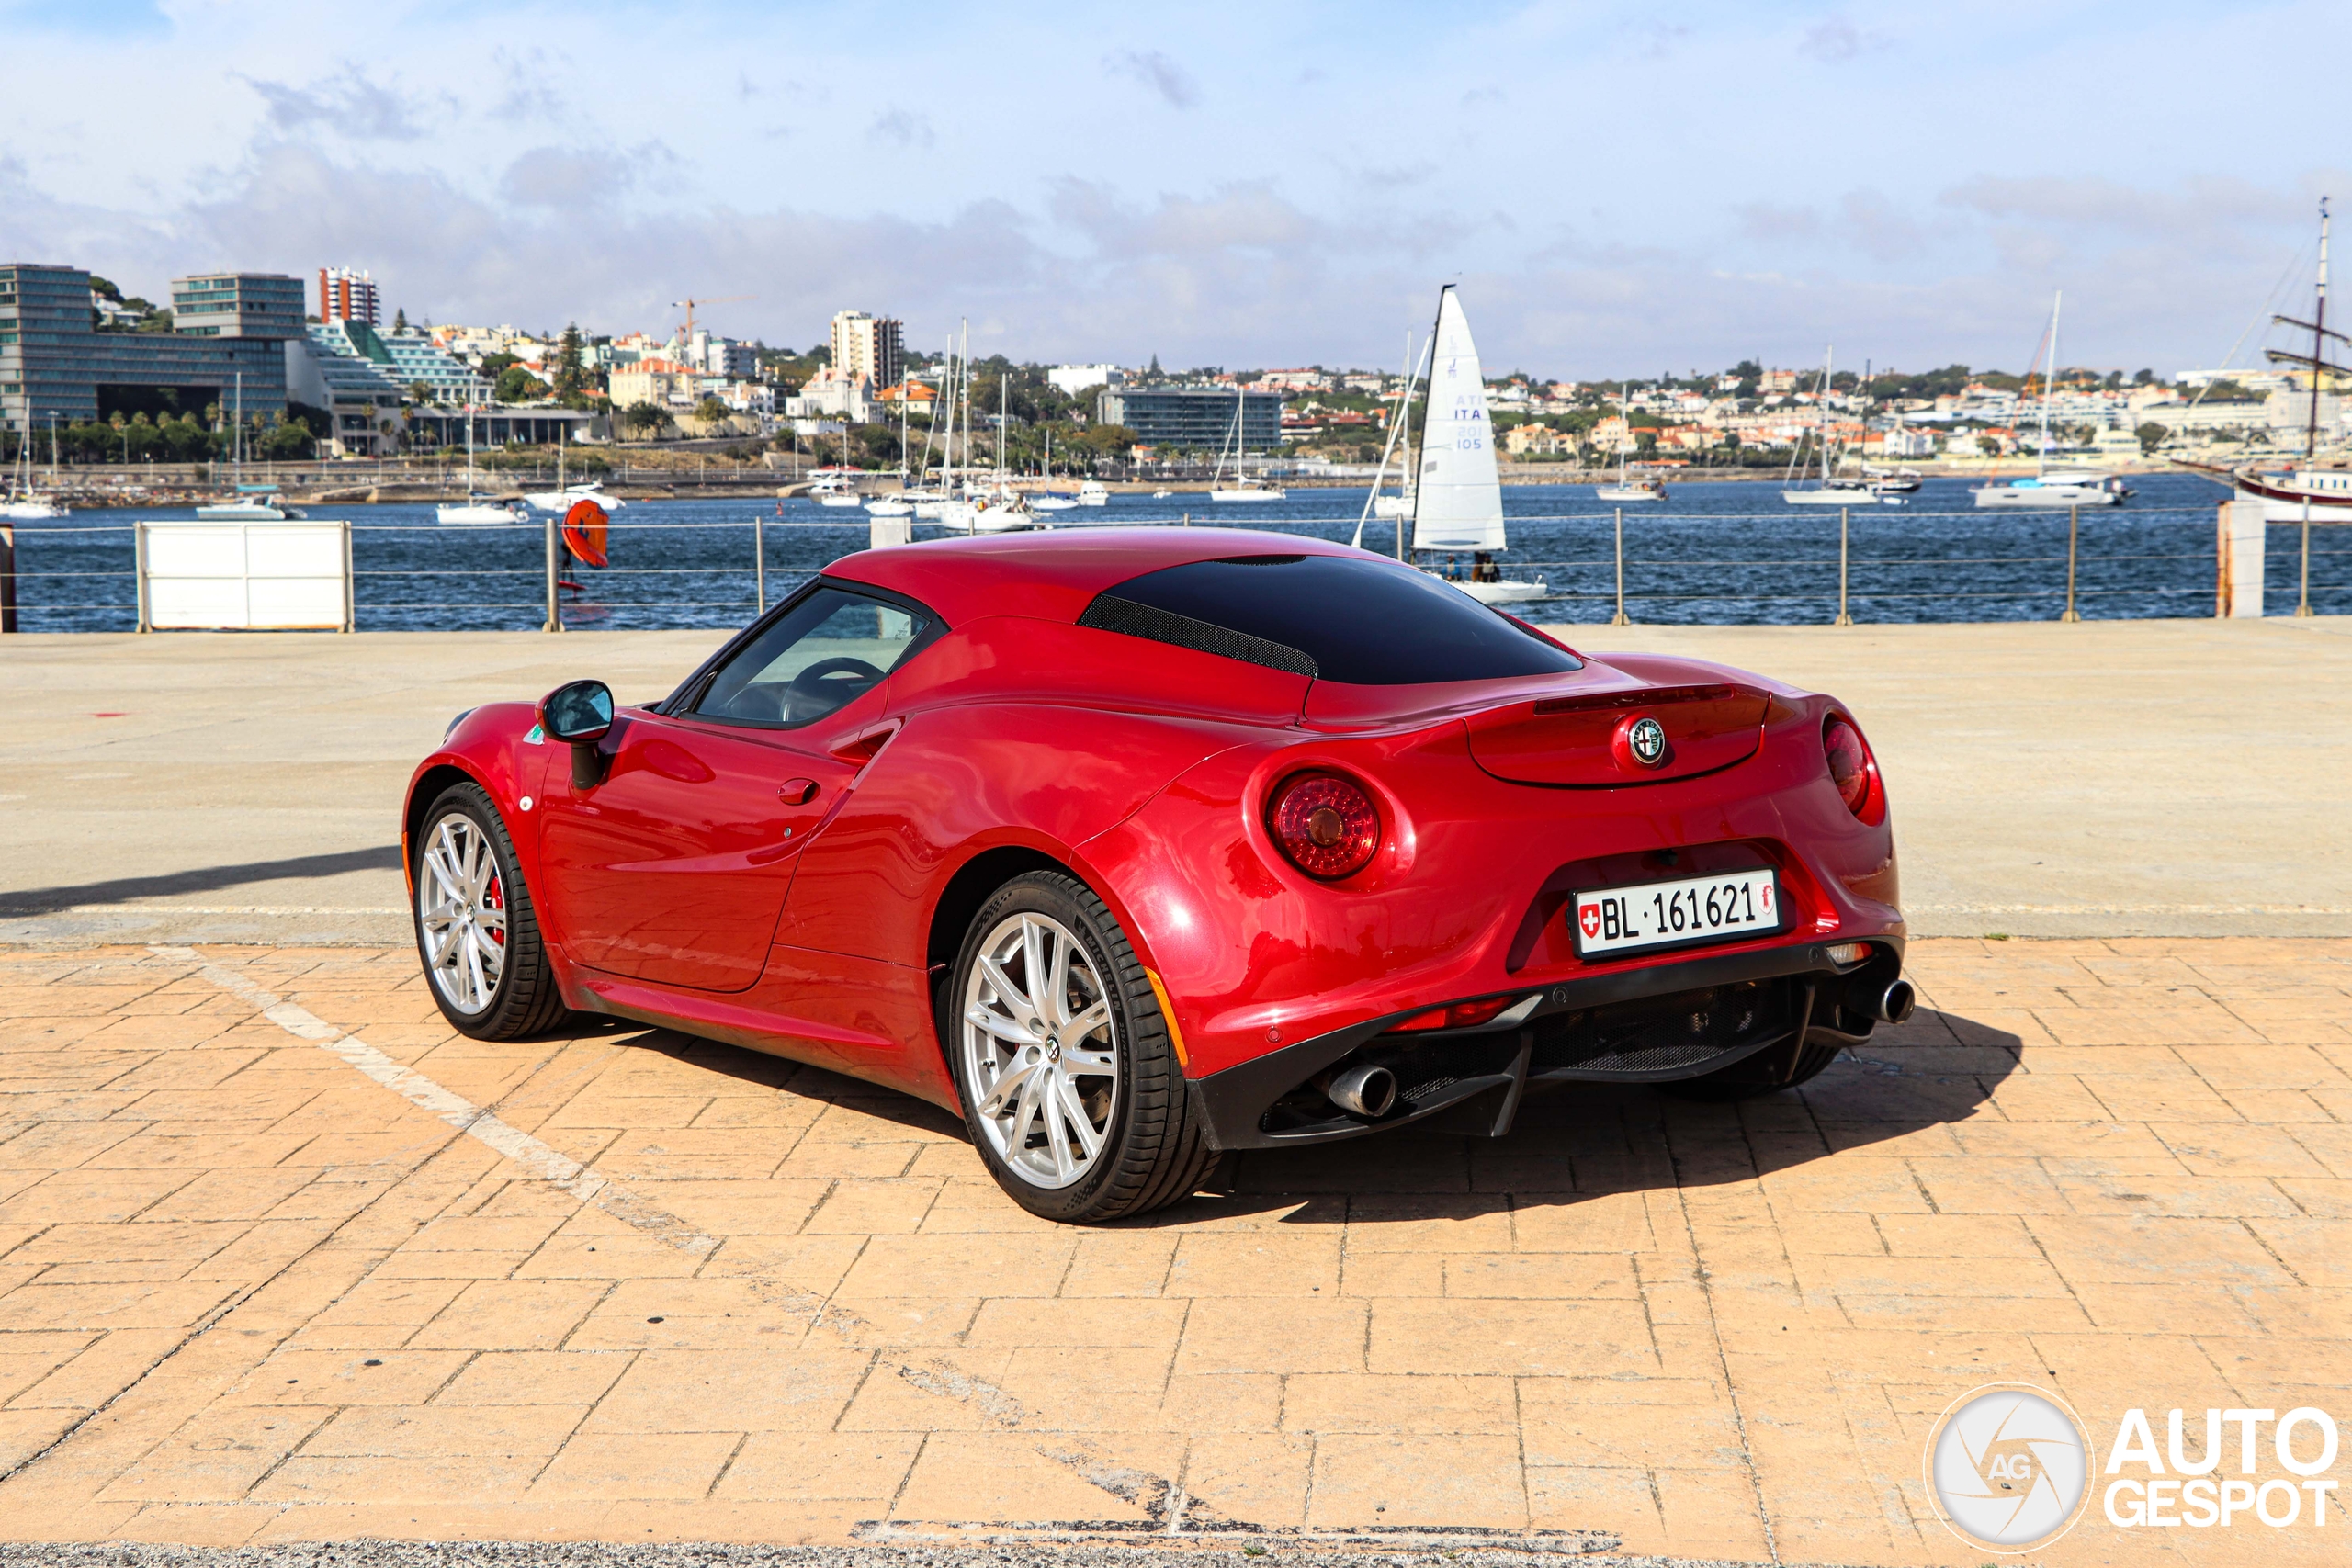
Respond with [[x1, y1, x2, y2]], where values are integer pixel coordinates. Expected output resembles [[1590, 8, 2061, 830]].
[[1080, 554, 1581, 684]]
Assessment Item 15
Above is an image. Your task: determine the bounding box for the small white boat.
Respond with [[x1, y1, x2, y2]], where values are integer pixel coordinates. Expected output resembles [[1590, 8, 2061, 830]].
[[1371, 493, 1413, 518], [436, 496, 525, 525], [1150, 489, 1173, 499], [865, 497, 913, 517], [198, 493, 309, 521], [1208, 387, 1287, 501], [1595, 446, 1666, 502], [1972, 294, 2125, 510], [525, 484, 626, 512], [1782, 479, 1884, 507], [1077, 480, 1110, 507], [1030, 494, 1080, 512], [1972, 477, 2123, 510], [1448, 575, 1549, 604], [818, 491, 865, 509], [2, 444, 67, 517]]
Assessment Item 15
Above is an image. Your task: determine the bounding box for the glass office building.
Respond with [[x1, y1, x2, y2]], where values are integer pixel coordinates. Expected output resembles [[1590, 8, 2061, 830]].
[[1094, 386, 1286, 451], [1, 264, 297, 434]]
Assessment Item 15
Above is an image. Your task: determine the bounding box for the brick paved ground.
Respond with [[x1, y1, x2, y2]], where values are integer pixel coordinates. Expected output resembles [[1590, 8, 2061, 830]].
[[0, 937, 2346, 1564]]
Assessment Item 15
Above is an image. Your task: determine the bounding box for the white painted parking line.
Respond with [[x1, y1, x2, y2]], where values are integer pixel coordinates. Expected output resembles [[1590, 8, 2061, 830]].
[[148, 944, 721, 1258]]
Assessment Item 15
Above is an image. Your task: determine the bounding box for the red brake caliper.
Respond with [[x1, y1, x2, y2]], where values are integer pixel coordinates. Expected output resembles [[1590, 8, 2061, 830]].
[[483, 870, 506, 946]]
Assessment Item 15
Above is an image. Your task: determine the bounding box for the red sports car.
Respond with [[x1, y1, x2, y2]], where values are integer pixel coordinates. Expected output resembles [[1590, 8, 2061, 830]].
[[405, 529, 1910, 1223]]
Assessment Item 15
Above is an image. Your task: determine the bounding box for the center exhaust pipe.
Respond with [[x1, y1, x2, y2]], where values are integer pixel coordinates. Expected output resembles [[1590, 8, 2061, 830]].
[[1329, 1064, 1397, 1118], [1871, 978, 1917, 1025]]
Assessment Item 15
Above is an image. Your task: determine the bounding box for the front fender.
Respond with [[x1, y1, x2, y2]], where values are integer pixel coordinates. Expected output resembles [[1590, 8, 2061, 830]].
[[401, 702, 556, 906]]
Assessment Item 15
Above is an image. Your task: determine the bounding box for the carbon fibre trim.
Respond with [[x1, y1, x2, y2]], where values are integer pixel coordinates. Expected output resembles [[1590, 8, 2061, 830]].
[[1078, 594, 1319, 677]]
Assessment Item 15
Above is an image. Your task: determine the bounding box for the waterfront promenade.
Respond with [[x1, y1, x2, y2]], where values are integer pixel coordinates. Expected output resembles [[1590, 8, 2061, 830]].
[[0, 616, 2347, 1565], [5, 615, 2347, 946]]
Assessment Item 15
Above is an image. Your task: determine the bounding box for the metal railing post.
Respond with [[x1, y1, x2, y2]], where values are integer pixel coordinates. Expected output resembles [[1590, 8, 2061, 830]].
[[134, 520, 151, 633], [544, 514, 561, 633], [1610, 507, 1629, 625], [1836, 508, 1853, 626], [340, 519, 354, 632], [753, 514, 766, 614], [2061, 506, 2081, 622], [2298, 501, 2314, 616], [0, 523, 15, 635]]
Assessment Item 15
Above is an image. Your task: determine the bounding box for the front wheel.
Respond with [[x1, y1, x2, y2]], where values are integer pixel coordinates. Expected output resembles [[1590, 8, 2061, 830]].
[[947, 871, 1218, 1223], [413, 782, 569, 1041]]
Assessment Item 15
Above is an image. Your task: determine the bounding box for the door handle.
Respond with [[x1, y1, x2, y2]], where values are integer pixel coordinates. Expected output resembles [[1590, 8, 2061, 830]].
[[777, 778, 820, 805]]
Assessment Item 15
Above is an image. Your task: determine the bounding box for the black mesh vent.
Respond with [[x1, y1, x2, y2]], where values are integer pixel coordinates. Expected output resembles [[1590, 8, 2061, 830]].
[[1078, 594, 1318, 677], [1531, 980, 1789, 1077]]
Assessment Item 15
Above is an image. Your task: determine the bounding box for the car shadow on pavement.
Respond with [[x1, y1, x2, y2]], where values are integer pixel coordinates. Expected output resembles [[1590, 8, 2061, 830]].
[[0, 844, 404, 916], [1177, 1007, 2021, 1227]]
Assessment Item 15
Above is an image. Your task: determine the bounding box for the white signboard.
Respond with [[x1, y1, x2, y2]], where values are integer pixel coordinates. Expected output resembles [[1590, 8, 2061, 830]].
[[141, 520, 351, 630]]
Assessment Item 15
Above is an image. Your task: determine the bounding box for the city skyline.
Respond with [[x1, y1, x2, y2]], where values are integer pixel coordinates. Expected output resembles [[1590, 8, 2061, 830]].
[[3, 0, 2344, 378]]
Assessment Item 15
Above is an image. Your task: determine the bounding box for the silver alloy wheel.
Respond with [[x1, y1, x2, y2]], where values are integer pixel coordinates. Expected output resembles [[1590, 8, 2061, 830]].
[[418, 810, 509, 1015], [960, 911, 1120, 1190]]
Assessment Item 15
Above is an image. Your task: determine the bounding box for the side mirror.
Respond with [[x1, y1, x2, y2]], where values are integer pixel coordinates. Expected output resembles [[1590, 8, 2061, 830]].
[[539, 679, 614, 788]]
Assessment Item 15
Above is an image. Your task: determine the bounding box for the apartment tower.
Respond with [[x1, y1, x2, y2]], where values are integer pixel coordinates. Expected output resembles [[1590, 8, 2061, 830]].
[[318, 266, 381, 326], [829, 310, 902, 390]]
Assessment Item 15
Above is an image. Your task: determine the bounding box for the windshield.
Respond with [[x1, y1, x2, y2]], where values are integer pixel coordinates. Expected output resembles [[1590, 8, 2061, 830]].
[[1080, 554, 1581, 685]]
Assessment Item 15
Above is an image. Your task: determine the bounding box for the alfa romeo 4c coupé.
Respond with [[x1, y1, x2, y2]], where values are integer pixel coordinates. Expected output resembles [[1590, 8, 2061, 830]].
[[406, 530, 1912, 1222]]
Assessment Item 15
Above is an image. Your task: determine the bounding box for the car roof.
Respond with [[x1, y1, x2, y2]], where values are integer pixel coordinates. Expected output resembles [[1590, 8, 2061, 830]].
[[821, 527, 1364, 626]]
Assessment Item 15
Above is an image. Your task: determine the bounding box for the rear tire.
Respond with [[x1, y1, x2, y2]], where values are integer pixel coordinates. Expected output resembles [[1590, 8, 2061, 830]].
[[946, 871, 1218, 1224], [413, 782, 569, 1041], [1658, 1036, 1840, 1103]]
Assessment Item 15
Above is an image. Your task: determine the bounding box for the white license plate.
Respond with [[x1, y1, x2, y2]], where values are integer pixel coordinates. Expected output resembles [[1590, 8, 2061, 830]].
[[1572, 868, 1782, 957]]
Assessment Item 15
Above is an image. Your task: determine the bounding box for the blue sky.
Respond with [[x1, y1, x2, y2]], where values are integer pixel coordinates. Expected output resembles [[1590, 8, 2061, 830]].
[[2, 0, 2343, 377]]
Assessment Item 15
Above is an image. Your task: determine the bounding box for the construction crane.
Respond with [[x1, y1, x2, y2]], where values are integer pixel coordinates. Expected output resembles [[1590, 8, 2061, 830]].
[[671, 294, 752, 340]]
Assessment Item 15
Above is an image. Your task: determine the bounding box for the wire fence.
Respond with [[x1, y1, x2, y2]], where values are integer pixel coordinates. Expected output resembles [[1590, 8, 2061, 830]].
[[2, 502, 2345, 634]]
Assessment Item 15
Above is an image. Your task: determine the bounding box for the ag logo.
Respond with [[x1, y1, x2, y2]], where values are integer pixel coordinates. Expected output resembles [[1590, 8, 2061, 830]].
[[1923, 1383, 2091, 1551]]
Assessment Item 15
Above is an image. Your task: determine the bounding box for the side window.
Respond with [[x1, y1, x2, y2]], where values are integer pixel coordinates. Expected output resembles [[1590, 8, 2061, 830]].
[[695, 587, 930, 728]]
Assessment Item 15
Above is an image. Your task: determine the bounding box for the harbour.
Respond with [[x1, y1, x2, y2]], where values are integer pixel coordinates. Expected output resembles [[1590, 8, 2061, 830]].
[[6, 471, 2338, 633]]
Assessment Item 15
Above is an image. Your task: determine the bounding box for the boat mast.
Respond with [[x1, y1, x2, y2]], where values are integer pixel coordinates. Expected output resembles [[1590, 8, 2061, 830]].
[[1408, 285, 1451, 557], [2304, 202, 2324, 472], [2037, 294, 2059, 479], [1819, 348, 1833, 486], [1351, 332, 1424, 548]]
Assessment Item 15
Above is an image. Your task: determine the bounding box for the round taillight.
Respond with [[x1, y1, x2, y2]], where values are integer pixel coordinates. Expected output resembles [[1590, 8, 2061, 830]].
[[1823, 716, 1880, 821], [1268, 773, 1381, 879]]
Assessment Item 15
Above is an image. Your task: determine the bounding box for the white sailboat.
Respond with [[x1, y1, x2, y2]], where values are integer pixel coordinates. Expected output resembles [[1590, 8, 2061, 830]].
[[866, 371, 916, 517], [1594, 439, 1666, 502], [1781, 349, 1880, 506], [198, 376, 307, 519], [438, 396, 523, 525], [1208, 387, 1286, 502], [1973, 294, 2121, 510], [1366, 334, 1424, 520], [1, 418, 69, 519], [1407, 286, 1544, 605]]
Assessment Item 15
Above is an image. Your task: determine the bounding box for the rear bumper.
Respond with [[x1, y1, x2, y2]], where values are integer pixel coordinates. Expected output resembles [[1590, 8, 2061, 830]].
[[1188, 935, 1904, 1150]]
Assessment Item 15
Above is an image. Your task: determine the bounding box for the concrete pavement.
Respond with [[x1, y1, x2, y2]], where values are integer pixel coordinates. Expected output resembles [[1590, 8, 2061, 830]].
[[1, 935, 2347, 1562], [3, 615, 2347, 945]]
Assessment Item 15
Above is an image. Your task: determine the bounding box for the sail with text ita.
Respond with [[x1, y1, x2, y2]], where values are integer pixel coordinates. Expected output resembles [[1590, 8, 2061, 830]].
[[1410, 286, 1505, 552]]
